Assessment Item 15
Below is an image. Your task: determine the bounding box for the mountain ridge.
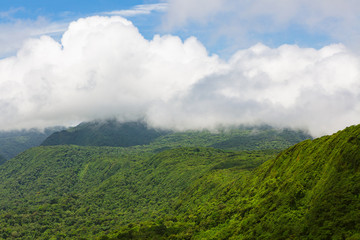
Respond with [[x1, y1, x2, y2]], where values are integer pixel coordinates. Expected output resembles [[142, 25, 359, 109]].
[[41, 120, 312, 152], [41, 120, 170, 147], [0, 127, 63, 161]]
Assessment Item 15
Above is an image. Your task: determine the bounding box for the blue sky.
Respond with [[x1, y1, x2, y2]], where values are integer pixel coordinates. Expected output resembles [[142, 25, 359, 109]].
[[1, 0, 355, 57], [0, 0, 170, 57], [0, 0, 145, 20], [0, 0, 359, 135]]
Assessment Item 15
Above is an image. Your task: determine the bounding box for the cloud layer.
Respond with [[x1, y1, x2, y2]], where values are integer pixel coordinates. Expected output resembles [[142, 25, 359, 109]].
[[164, 0, 360, 50], [0, 16, 359, 136]]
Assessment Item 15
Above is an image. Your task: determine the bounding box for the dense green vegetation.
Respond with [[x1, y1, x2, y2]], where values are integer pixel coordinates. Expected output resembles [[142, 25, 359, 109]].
[[105, 125, 360, 239], [0, 145, 273, 239], [0, 122, 358, 239], [0, 128, 62, 161]]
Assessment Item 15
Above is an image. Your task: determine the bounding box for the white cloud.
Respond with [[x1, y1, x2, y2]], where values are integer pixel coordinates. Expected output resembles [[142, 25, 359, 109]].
[[0, 16, 220, 130], [103, 3, 168, 17], [0, 16, 359, 136], [147, 43, 360, 136]]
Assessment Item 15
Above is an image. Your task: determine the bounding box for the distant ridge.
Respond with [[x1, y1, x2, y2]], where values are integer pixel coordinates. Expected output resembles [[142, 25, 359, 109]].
[[41, 120, 170, 147], [0, 127, 62, 160], [211, 127, 311, 150], [41, 120, 312, 150]]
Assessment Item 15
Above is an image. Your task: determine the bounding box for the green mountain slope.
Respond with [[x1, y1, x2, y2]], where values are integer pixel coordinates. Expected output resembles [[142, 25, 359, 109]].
[[0, 128, 62, 161], [106, 124, 360, 240]]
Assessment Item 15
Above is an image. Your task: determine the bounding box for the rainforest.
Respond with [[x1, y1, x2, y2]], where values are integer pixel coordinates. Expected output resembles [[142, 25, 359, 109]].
[[0, 121, 359, 239]]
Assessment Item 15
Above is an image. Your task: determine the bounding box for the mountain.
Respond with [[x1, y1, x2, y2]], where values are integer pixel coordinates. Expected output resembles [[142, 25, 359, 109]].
[[0, 122, 357, 239], [41, 120, 170, 147], [41, 120, 311, 152], [0, 127, 63, 161]]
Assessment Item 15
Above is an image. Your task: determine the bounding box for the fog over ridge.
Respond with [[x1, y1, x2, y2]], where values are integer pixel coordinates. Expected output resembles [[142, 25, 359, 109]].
[[0, 16, 359, 136]]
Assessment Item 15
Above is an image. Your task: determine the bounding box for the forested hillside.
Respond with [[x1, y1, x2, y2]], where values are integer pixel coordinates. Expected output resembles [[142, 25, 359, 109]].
[[0, 145, 273, 239], [0, 123, 358, 239]]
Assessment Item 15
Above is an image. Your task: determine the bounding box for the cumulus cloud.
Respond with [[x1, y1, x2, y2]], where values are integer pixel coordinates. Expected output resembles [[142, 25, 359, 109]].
[[0, 16, 220, 130], [0, 16, 359, 136], [147, 43, 360, 136]]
